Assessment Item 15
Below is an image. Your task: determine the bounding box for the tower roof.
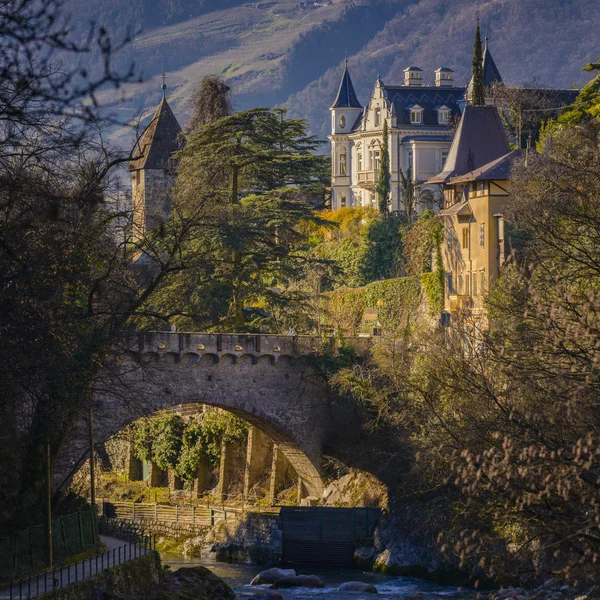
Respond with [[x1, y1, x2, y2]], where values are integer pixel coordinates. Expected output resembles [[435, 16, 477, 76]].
[[128, 97, 183, 172], [427, 105, 510, 184], [481, 38, 503, 87], [331, 61, 362, 109], [467, 37, 503, 96]]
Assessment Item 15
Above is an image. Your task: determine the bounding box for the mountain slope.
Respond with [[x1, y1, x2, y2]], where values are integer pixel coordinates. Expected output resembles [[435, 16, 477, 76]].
[[62, 0, 599, 148]]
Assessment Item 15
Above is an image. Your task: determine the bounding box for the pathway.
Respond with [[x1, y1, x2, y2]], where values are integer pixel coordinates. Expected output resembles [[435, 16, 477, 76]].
[[0, 535, 150, 599]]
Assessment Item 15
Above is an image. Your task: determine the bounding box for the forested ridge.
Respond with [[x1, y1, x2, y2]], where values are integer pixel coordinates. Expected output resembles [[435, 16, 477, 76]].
[[57, 0, 598, 146]]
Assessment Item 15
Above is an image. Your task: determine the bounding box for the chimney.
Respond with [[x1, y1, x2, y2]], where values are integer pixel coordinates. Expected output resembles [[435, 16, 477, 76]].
[[403, 67, 423, 87], [435, 67, 454, 87]]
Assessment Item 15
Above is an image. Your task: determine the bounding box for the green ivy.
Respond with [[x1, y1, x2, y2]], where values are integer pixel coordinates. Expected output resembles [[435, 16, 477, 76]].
[[131, 410, 249, 483]]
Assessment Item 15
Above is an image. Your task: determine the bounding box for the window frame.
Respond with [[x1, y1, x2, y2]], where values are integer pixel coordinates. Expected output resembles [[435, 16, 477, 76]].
[[374, 107, 381, 127]]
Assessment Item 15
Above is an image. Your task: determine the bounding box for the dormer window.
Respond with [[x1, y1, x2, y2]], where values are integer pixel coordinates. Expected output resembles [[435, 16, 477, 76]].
[[408, 105, 423, 124], [374, 107, 381, 127], [339, 115, 346, 129], [436, 105, 450, 125]]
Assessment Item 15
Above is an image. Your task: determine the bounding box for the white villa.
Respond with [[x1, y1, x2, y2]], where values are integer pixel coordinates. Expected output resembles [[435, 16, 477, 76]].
[[328, 43, 505, 213]]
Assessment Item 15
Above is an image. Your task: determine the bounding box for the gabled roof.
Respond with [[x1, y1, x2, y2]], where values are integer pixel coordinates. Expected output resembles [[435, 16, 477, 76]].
[[439, 200, 473, 217], [375, 87, 464, 128], [449, 149, 524, 184], [331, 62, 362, 109], [427, 105, 511, 184], [127, 97, 183, 172]]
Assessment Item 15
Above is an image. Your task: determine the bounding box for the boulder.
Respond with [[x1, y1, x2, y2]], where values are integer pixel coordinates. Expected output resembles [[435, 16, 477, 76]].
[[272, 575, 325, 589], [250, 568, 296, 585], [167, 566, 236, 600], [338, 581, 378, 594], [354, 547, 376, 569]]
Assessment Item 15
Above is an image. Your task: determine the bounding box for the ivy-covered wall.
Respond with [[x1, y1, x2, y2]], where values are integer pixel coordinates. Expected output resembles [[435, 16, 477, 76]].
[[321, 276, 422, 336]]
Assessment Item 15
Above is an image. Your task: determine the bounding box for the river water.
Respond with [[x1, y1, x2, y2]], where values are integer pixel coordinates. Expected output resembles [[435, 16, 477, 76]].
[[161, 552, 478, 600]]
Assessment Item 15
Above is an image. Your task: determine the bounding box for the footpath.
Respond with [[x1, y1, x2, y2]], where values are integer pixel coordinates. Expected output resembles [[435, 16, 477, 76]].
[[0, 535, 150, 599]]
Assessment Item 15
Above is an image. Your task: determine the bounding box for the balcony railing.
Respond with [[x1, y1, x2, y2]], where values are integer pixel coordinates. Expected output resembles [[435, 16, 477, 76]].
[[416, 170, 437, 181], [357, 170, 375, 183]]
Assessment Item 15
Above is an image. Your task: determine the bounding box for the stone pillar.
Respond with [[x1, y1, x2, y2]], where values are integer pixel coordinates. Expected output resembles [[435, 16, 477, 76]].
[[269, 446, 290, 505], [125, 442, 142, 481], [244, 427, 273, 501], [148, 461, 166, 487], [168, 470, 183, 491], [216, 441, 235, 503], [297, 477, 307, 503], [193, 460, 210, 498]]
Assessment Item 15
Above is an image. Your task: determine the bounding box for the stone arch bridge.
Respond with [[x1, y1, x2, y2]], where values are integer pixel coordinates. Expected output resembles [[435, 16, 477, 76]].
[[55, 333, 372, 500]]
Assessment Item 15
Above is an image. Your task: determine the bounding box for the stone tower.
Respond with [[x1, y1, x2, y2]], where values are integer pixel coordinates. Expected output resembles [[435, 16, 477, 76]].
[[329, 60, 363, 210], [127, 86, 183, 243]]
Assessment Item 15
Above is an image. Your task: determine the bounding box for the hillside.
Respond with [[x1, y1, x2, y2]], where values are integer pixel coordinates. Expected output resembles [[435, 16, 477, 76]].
[[62, 0, 599, 149]]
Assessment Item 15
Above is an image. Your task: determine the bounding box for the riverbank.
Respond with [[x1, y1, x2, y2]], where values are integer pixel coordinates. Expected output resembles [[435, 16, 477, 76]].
[[161, 552, 478, 600]]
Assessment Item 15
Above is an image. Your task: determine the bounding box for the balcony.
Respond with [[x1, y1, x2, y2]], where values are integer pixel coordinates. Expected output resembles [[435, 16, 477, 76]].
[[449, 295, 472, 312], [357, 170, 376, 189]]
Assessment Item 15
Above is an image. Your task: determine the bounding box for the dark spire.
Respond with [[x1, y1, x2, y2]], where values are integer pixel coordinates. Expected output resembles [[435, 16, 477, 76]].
[[127, 96, 183, 172], [467, 35, 503, 100], [331, 61, 362, 109], [482, 38, 503, 87], [161, 73, 167, 99]]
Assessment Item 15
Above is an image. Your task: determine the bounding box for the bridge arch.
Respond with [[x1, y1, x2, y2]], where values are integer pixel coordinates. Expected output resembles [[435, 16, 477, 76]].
[[55, 334, 335, 499]]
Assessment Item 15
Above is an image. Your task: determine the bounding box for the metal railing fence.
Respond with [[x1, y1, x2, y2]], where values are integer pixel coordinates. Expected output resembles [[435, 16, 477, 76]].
[[0, 511, 96, 582], [3, 535, 155, 600]]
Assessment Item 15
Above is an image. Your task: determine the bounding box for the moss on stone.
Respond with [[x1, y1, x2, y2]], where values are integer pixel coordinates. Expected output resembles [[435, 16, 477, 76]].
[[38, 554, 237, 600]]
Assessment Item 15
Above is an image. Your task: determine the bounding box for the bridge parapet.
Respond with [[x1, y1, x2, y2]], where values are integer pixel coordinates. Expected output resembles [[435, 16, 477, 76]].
[[123, 332, 373, 359]]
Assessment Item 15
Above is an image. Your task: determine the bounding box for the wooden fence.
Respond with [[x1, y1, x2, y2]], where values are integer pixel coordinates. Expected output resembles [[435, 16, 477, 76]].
[[102, 501, 245, 526]]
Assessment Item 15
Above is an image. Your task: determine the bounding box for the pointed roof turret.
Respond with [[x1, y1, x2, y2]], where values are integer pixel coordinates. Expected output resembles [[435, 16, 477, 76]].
[[331, 60, 362, 109], [482, 37, 503, 87], [427, 105, 510, 184], [467, 37, 503, 98], [128, 91, 183, 172]]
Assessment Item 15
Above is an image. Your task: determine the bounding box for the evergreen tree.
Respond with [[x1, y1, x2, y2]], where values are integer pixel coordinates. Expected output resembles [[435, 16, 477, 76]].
[[158, 108, 330, 330], [471, 20, 485, 106], [377, 120, 391, 213], [399, 166, 416, 221]]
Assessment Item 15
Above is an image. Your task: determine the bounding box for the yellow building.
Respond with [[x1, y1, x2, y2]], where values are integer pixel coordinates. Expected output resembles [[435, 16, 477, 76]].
[[428, 105, 522, 320]]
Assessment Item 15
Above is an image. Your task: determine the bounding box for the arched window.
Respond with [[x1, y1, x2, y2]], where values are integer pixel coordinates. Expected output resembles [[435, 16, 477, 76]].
[[339, 150, 347, 176], [339, 115, 346, 129]]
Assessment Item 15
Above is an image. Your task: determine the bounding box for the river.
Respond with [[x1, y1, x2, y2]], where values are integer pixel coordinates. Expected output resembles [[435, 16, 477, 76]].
[[161, 552, 478, 600]]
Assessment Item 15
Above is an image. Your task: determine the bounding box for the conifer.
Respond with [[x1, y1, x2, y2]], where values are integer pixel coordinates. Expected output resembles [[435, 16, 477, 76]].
[[471, 19, 485, 106], [377, 120, 391, 213]]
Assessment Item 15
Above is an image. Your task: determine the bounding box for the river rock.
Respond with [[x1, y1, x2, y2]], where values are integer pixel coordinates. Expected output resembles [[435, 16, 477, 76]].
[[272, 574, 325, 589], [167, 566, 236, 600], [354, 546, 376, 569], [338, 581, 378, 594], [250, 568, 296, 585]]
